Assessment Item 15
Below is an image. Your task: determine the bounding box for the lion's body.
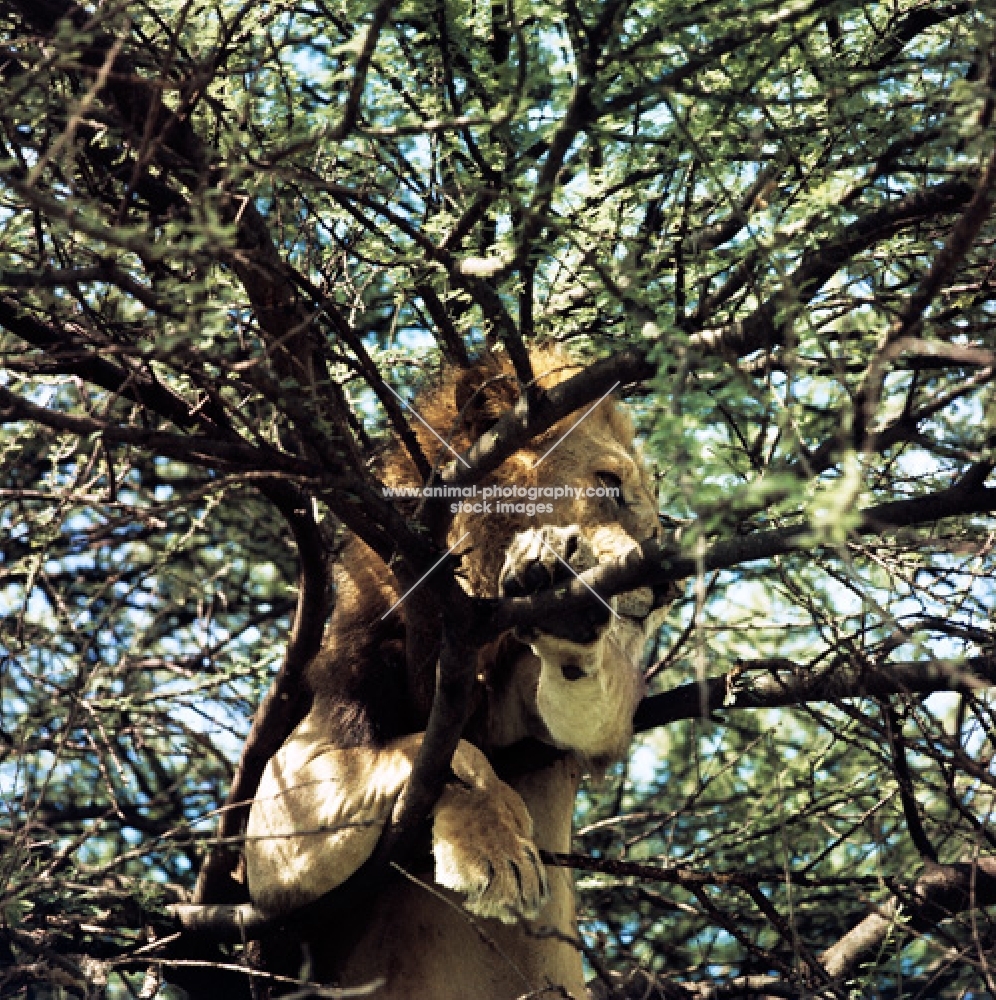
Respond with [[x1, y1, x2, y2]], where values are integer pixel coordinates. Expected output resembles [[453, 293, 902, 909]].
[[246, 348, 668, 999]]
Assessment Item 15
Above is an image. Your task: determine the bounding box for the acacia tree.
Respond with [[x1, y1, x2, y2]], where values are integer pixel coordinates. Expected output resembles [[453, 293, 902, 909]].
[[2, 0, 996, 997]]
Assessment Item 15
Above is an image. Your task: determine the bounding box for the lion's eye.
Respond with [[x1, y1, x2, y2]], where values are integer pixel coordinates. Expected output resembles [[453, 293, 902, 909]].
[[596, 471, 624, 506]]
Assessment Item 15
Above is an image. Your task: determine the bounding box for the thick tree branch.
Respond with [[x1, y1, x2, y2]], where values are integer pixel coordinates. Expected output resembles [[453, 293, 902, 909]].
[[634, 654, 996, 733], [192, 480, 330, 905], [867, 3, 972, 70], [325, 0, 400, 141], [821, 857, 996, 981], [0, 265, 175, 315], [372, 613, 482, 862], [0, 385, 313, 474], [882, 701, 938, 863], [0, 296, 203, 430], [894, 150, 996, 338]]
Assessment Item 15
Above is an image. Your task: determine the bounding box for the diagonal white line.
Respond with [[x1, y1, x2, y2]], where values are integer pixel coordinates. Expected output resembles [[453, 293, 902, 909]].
[[384, 382, 471, 468], [539, 538, 619, 620], [381, 532, 471, 620], [530, 381, 621, 468]]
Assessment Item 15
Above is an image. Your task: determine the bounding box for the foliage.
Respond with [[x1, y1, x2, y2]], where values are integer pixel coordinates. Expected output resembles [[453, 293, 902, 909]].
[[1, 0, 995, 997]]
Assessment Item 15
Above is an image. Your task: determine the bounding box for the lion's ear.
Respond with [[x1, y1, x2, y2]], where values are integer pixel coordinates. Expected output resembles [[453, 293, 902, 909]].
[[454, 368, 520, 439]]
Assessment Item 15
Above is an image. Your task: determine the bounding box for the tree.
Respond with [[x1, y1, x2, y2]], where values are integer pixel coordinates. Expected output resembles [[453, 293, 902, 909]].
[[1, 0, 996, 996]]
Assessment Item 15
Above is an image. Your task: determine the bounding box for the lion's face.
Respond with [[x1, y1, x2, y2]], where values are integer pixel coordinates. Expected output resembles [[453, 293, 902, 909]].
[[439, 352, 668, 762]]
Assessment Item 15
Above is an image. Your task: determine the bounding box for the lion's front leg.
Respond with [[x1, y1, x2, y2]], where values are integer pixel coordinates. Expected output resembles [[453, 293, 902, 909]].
[[246, 725, 548, 922], [499, 525, 658, 760], [432, 741, 548, 924]]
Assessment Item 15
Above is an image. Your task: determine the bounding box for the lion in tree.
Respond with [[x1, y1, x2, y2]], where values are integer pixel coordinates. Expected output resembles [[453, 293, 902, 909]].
[[245, 347, 672, 999]]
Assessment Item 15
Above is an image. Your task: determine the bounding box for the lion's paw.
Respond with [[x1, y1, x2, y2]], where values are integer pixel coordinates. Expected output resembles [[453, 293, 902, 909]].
[[499, 525, 610, 645], [432, 781, 549, 924], [499, 524, 589, 593]]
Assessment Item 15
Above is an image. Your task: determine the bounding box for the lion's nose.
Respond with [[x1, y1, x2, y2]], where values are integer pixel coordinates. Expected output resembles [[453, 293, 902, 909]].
[[560, 662, 586, 681]]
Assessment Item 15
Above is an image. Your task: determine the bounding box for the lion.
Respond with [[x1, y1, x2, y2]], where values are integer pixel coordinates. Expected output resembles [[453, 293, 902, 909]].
[[244, 347, 671, 999]]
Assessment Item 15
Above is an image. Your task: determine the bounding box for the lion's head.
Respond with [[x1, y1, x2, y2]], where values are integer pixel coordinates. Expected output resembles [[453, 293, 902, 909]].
[[381, 346, 669, 762]]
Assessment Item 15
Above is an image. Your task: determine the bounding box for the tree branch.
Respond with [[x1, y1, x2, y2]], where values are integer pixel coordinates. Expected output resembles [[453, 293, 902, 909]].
[[370, 613, 482, 863], [0, 385, 313, 475], [853, 143, 996, 445], [488, 477, 996, 640], [692, 179, 976, 356], [0, 296, 203, 430], [821, 857, 996, 981], [192, 480, 330, 905], [634, 654, 996, 733], [325, 0, 400, 141], [882, 701, 938, 863]]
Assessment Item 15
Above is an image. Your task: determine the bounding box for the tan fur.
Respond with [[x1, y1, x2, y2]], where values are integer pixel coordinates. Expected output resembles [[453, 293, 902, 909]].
[[245, 347, 669, 999]]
